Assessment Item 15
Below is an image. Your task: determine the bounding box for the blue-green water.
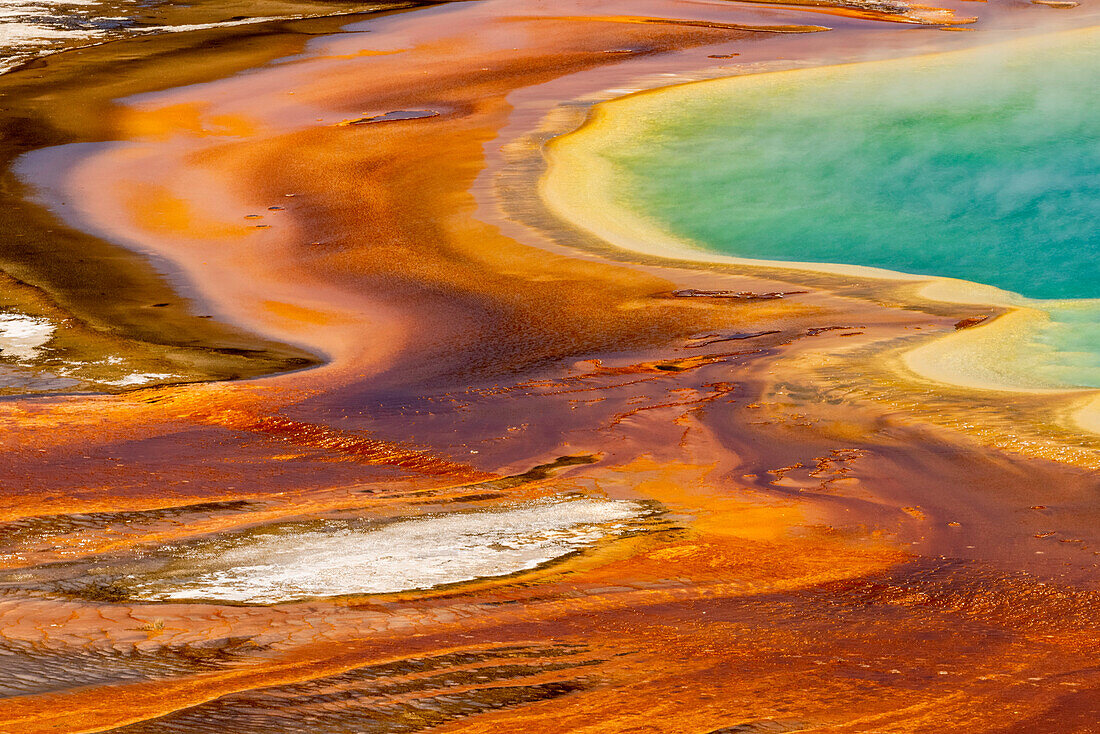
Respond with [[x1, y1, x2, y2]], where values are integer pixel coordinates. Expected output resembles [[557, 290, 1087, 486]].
[[607, 39, 1099, 300], [597, 31, 1100, 388]]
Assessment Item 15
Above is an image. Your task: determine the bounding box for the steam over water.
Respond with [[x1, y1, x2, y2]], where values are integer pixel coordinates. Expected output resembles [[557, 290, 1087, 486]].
[[593, 30, 1100, 388]]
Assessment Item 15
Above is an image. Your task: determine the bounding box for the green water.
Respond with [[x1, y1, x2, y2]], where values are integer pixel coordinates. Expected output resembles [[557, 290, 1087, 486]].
[[600, 31, 1100, 388]]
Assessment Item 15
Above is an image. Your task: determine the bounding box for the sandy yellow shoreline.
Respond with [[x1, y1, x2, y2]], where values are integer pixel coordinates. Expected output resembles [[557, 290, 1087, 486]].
[[540, 25, 1100, 434]]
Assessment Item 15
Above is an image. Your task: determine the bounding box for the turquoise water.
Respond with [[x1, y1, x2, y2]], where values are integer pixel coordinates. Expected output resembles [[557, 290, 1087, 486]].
[[599, 33, 1100, 388], [1032, 304, 1100, 388]]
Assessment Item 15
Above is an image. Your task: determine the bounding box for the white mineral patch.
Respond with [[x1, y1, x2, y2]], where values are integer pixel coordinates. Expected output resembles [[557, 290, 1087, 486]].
[[129, 498, 647, 604], [102, 372, 176, 386], [0, 21, 97, 45], [0, 312, 55, 361], [138, 17, 282, 33], [0, 0, 114, 73], [0, 0, 283, 76]]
